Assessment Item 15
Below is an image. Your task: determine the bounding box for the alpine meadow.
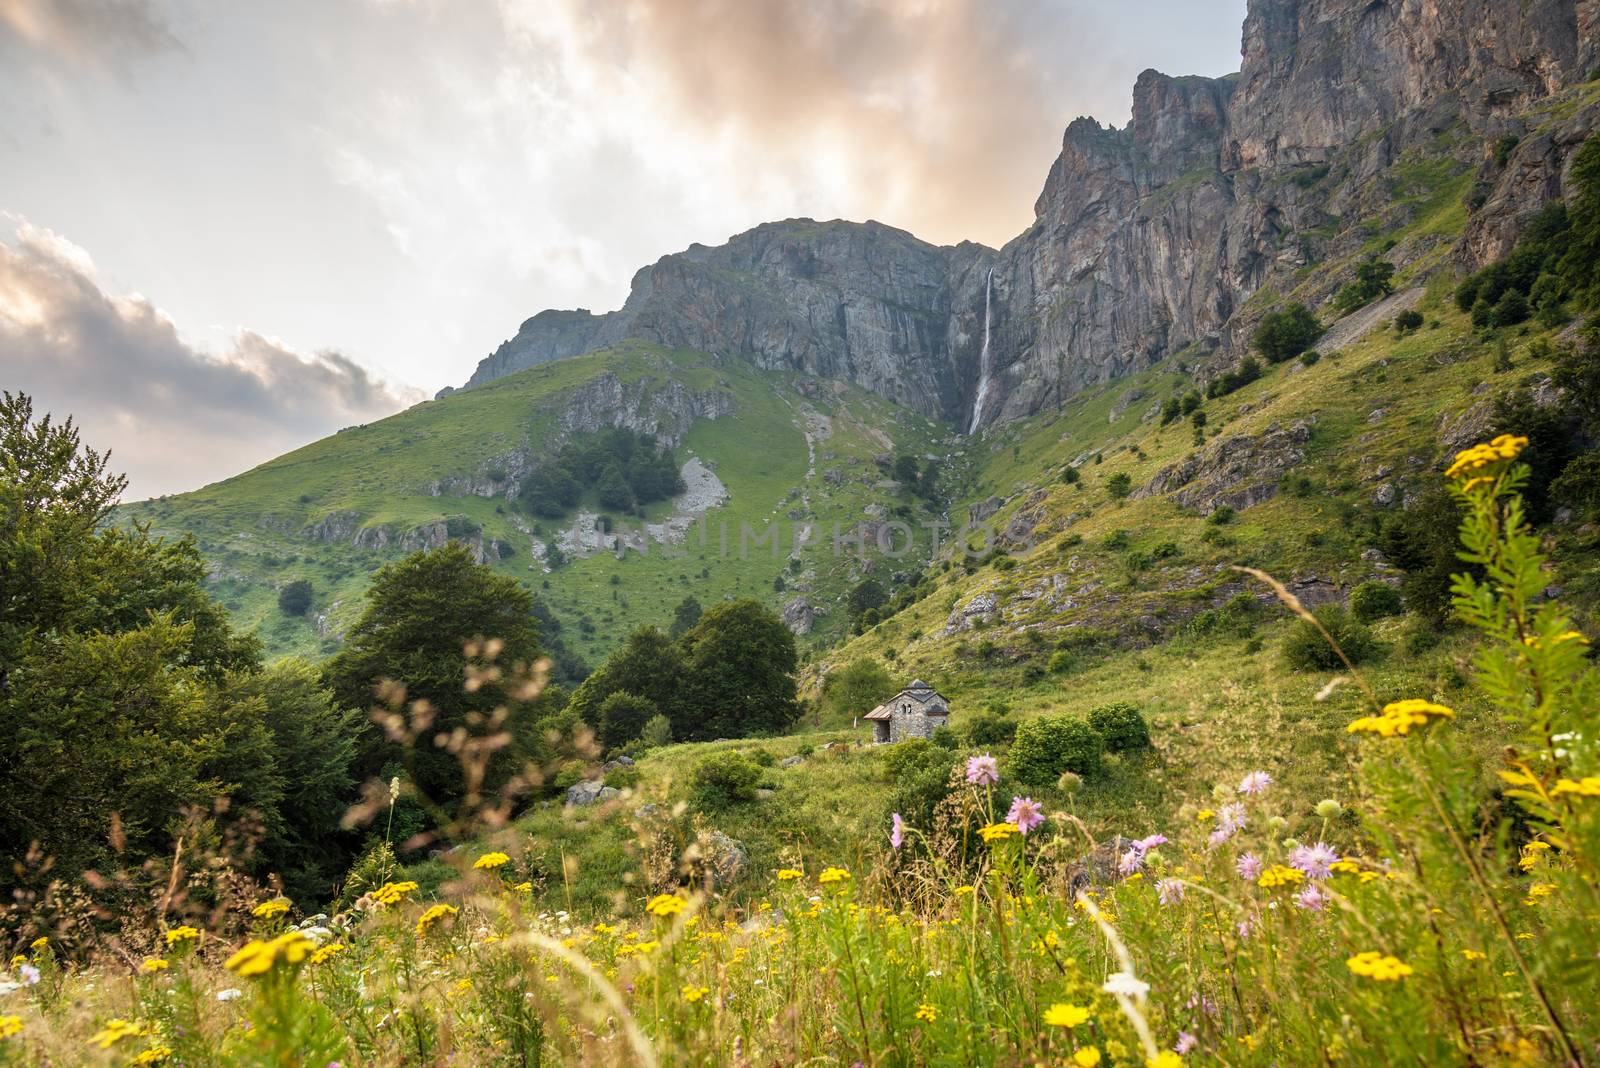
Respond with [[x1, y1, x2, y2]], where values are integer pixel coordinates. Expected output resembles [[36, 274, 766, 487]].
[[6, 2, 1600, 1066]]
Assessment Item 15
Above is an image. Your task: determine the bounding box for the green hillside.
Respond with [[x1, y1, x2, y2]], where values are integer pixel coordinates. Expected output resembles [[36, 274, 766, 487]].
[[121, 341, 950, 667]]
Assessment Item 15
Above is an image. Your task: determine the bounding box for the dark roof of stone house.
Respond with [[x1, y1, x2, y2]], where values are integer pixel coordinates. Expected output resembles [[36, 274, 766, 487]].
[[863, 680, 950, 721]]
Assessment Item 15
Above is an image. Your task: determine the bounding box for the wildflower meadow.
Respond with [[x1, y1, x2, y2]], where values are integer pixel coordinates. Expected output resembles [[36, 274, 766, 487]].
[[0, 436, 1596, 1066]]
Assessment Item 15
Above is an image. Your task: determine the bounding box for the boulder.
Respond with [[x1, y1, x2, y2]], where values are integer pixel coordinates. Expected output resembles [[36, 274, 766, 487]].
[[564, 779, 619, 807]]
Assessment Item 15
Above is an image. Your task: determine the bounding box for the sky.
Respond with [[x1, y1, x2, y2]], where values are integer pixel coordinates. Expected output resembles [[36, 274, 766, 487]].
[[0, 0, 1247, 499]]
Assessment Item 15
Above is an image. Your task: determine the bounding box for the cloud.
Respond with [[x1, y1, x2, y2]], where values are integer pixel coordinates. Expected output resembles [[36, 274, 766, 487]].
[[0, 221, 424, 499], [514, 0, 1158, 247], [0, 0, 181, 73]]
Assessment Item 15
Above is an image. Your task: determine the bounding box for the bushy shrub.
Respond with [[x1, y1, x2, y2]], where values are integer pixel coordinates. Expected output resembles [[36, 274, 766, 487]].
[[965, 710, 1018, 747], [1107, 472, 1133, 499], [1280, 605, 1378, 671], [278, 578, 314, 616], [1007, 715, 1103, 785], [1349, 580, 1403, 622], [1086, 702, 1151, 752], [747, 746, 776, 768], [1394, 309, 1424, 334], [640, 713, 673, 749], [690, 753, 762, 809]]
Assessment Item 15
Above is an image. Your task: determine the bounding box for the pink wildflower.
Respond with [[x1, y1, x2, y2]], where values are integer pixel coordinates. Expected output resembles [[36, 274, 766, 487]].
[[1157, 878, 1185, 905], [1217, 803, 1247, 833], [1294, 884, 1330, 912], [1117, 848, 1145, 876], [1006, 796, 1045, 836], [1237, 770, 1273, 795], [1134, 833, 1168, 853], [965, 754, 1000, 786], [1236, 852, 1263, 880], [1175, 1033, 1198, 1054], [1289, 841, 1340, 880], [891, 812, 905, 850]]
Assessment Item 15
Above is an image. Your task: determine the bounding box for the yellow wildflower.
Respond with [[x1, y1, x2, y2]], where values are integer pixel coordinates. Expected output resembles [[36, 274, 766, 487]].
[[250, 899, 290, 920], [1328, 860, 1362, 876], [1073, 1049, 1103, 1068], [416, 903, 459, 937], [28, 937, 47, 951], [225, 931, 314, 977], [818, 867, 851, 884], [1044, 1003, 1091, 1028], [915, 1003, 938, 1022], [139, 958, 169, 973], [1257, 865, 1306, 889], [1148, 1053, 1183, 1068], [634, 940, 660, 954], [1552, 776, 1600, 798], [133, 1048, 173, 1065], [1347, 699, 1454, 738], [1462, 949, 1485, 960], [474, 851, 510, 870], [1195, 809, 1215, 822], [1346, 951, 1413, 981], [646, 893, 687, 917], [87, 1019, 147, 1049], [512, 882, 534, 893], [1523, 883, 1556, 905], [371, 880, 419, 906], [164, 926, 201, 947], [681, 984, 711, 1004], [978, 822, 1016, 843], [1445, 435, 1527, 479], [0, 1016, 20, 1040], [954, 885, 975, 896], [776, 868, 804, 881], [310, 942, 346, 965]]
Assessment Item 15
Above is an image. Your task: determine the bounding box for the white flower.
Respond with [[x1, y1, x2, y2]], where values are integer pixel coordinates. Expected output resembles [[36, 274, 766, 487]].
[[1103, 972, 1150, 998], [18, 964, 39, 985], [216, 988, 243, 1002]]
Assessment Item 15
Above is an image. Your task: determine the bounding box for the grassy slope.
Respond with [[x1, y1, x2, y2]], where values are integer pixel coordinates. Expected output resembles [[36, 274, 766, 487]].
[[122, 343, 948, 666], [491, 275, 1590, 915]]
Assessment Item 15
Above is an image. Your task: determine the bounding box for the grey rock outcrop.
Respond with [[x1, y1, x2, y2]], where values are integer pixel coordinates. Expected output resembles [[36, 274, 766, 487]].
[[564, 779, 619, 807], [1134, 419, 1313, 513], [451, 0, 1600, 437]]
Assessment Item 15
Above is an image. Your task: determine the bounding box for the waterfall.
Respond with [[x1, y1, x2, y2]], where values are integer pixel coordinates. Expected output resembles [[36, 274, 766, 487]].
[[967, 268, 995, 435]]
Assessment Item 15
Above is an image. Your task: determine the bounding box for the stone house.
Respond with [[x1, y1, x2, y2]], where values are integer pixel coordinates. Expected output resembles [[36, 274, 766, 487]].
[[864, 679, 950, 744]]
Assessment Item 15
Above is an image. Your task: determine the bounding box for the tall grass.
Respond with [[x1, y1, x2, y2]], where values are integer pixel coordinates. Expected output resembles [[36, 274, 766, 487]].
[[2, 434, 1596, 1066]]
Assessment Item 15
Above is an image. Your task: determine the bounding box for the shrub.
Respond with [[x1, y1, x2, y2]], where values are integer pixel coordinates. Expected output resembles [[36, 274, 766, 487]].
[[1047, 650, 1078, 675], [1207, 504, 1236, 525], [1394, 309, 1424, 334], [639, 713, 673, 749], [1349, 580, 1403, 622], [1299, 349, 1321, 366], [747, 746, 777, 768], [1007, 715, 1104, 785], [1086, 702, 1151, 752], [1107, 472, 1133, 499], [1280, 605, 1378, 671], [690, 752, 762, 809], [966, 710, 1018, 747], [278, 579, 313, 616], [1253, 303, 1323, 363]]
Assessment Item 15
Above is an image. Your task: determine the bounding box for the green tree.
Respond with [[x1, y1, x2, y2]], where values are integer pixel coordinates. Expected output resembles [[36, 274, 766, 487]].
[[1107, 472, 1133, 500], [567, 626, 685, 733], [278, 579, 314, 616], [324, 543, 542, 808], [822, 659, 896, 723], [220, 660, 362, 901], [596, 461, 634, 513], [1332, 258, 1395, 313], [847, 578, 888, 623], [669, 595, 703, 638], [677, 600, 799, 740], [1252, 304, 1323, 363], [596, 691, 657, 749]]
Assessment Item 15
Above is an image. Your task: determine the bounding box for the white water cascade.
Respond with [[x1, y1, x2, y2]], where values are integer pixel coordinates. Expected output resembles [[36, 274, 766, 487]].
[[967, 268, 995, 435]]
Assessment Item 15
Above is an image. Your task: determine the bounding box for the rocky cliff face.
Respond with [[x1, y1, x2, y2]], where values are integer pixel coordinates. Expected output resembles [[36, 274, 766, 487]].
[[455, 0, 1599, 431]]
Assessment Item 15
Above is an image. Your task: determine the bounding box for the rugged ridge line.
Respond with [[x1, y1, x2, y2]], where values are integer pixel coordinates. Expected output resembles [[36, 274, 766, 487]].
[[451, 0, 1600, 432]]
